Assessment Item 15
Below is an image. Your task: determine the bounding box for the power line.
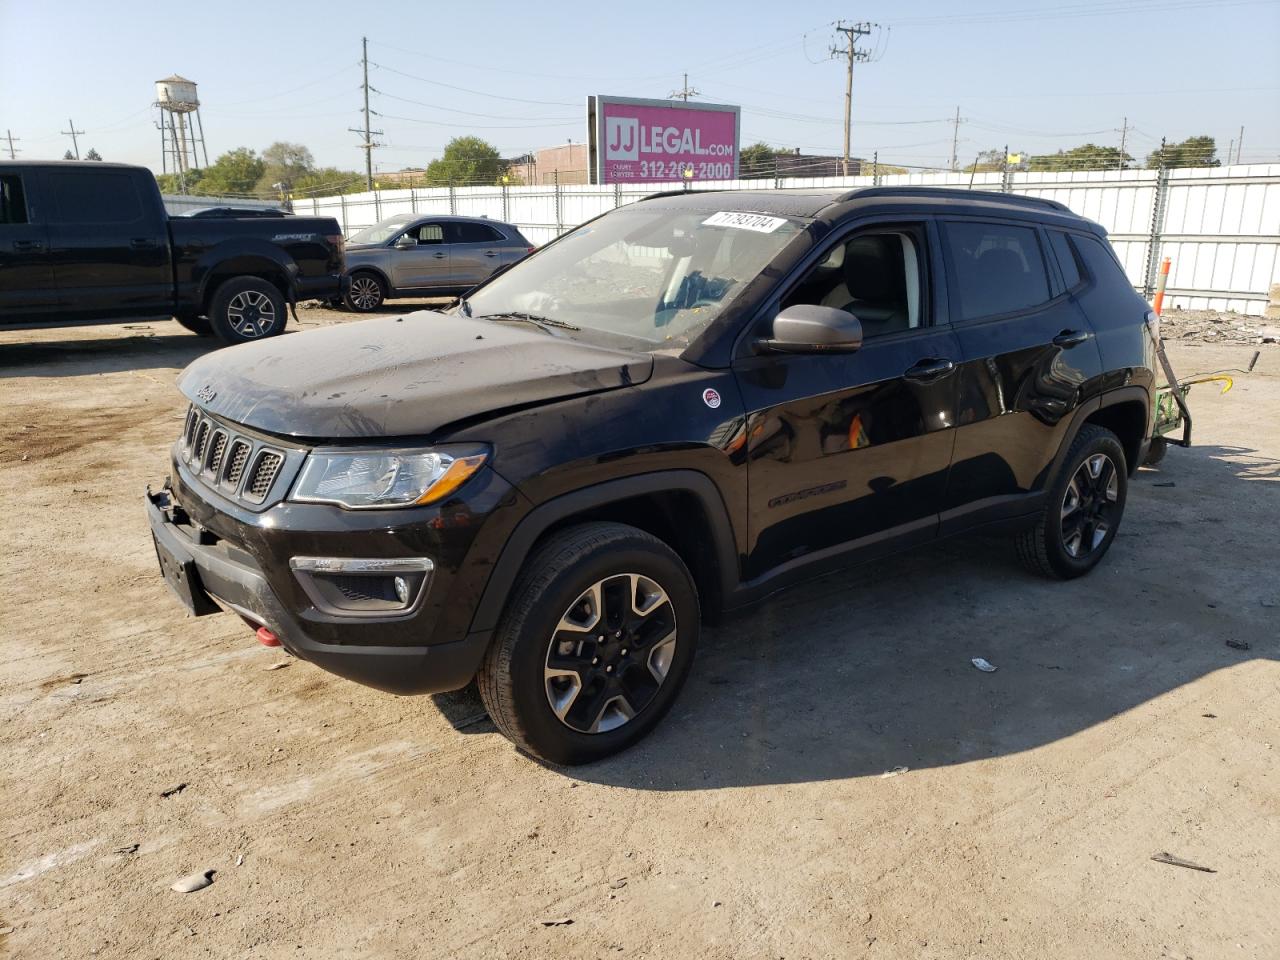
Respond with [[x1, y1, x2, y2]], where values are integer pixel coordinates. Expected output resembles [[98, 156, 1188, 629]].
[[830, 20, 881, 176], [368, 61, 578, 107], [350, 37, 383, 190], [670, 73, 699, 102], [61, 118, 84, 159]]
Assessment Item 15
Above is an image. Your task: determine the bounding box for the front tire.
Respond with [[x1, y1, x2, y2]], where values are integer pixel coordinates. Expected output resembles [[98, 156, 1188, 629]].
[[174, 315, 214, 337], [477, 522, 699, 765], [208, 277, 287, 345], [1016, 424, 1128, 579], [343, 272, 386, 312]]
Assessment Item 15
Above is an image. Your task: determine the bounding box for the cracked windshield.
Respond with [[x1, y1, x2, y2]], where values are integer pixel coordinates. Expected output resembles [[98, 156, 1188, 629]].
[[462, 207, 805, 351]]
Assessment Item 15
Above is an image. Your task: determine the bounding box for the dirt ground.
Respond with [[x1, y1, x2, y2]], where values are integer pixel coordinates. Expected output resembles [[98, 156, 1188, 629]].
[[2, 305, 1278, 960]]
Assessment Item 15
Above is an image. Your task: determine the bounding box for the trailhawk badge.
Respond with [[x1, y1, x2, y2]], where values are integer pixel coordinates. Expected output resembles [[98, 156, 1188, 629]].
[[702, 387, 722, 409]]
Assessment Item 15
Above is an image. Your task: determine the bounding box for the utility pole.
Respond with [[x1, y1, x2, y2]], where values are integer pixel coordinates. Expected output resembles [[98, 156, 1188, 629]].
[[1118, 116, 1129, 169], [949, 106, 964, 172], [348, 37, 383, 191], [61, 118, 84, 160], [669, 73, 699, 102], [1236, 125, 1244, 164], [830, 21, 877, 177], [4, 129, 19, 160]]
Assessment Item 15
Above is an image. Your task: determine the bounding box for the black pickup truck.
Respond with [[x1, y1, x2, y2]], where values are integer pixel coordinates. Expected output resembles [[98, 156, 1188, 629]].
[[0, 161, 345, 344]]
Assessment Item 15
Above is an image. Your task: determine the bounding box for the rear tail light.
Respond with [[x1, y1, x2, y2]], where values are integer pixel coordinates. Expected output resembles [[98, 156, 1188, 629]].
[[325, 234, 345, 256], [526, 245, 536, 255]]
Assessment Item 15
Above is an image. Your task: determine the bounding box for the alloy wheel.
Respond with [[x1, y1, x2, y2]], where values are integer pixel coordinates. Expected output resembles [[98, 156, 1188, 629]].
[[544, 573, 677, 734], [226, 290, 277, 339], [348, 277, 381, 310], [1061, 452, 1119, 558]]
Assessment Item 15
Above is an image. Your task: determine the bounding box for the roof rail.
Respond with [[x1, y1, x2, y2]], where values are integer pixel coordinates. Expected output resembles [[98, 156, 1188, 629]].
[[836, 185, 1072, 213]]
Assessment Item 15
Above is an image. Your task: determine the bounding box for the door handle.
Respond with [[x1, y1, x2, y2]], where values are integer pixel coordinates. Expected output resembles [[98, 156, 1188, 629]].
[[484, 251, 498, 258], [1052, 329, 1092, 348], [130, 238, 157, 249], [903, 358, 956, 382], [12, 240, 44, 252], [433, 252, 446, 259]]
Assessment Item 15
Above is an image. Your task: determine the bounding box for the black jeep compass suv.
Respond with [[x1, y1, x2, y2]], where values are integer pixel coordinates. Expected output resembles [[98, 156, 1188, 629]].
[[148, 187, 1161, 764]]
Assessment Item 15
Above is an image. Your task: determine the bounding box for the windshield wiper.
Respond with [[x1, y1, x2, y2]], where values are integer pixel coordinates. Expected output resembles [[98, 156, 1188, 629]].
[[476, 312, 580, 334]]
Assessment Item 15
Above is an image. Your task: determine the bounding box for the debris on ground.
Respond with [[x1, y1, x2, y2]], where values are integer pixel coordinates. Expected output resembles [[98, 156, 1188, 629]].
[[1159, 309, 1280, 345], [609, 877, 627, 889], [160, 783, 187, 798], [880, 766, 909, 778], [236, 853, 244, 867], [1225, 639, 1251, 651], [113, 844, 139, 855], [264, 662, 290, 671], [537, 917, 573, 927], [971, 657, 998, 673], [1150, 852, 1216, 873], [171, 870, 216, 893]]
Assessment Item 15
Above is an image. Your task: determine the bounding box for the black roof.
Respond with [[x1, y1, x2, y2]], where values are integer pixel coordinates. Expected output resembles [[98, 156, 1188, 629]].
[[0, 160, 148, 171], [641, 185, 1091, 227]]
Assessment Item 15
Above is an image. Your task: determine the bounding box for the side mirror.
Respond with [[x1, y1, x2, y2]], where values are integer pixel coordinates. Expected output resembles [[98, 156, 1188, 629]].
[[755, 304, 863, 355], [394, 235, 417, 249]]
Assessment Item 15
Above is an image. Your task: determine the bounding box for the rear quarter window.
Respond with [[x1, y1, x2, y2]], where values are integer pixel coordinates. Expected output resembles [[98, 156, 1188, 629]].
[[48, 170, 144, 224], [448, 222, 504, 244], [1069, 233, 1136, 300], [1, 174, 29, 224], [942, 220, 1051, 321], [1047, 230, 1084, 290]]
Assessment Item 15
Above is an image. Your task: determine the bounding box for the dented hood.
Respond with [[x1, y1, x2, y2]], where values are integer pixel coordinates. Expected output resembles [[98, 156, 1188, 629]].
[[177, 311, 652, 439]]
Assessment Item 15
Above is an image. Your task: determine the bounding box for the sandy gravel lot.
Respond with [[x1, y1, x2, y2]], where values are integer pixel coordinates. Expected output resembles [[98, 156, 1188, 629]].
[[1, 307, 1277, 959]]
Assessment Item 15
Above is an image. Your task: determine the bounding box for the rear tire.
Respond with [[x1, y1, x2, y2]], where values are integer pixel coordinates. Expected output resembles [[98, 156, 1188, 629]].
[[1016, 424, 1128, 579], [477, 522, 699, 765], [208, 277, 287, 345], [174, 315, 214, 337], [344, 272, 386, 312]]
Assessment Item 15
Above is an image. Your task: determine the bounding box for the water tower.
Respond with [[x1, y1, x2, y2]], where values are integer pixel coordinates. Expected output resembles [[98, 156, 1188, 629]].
[[154, 75, 209, 189]]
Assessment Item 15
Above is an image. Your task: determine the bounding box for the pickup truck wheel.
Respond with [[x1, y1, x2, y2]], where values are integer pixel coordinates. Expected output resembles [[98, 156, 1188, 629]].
[[343, 272, 385, 312], [477, 522, 699, 765], [174, 315, 214, 337], [209, 277, 287, 345], [1015, 424, 1127, 579]]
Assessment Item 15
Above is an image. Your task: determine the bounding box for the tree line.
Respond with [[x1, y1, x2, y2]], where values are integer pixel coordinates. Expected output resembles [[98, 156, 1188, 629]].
[[152, 132, 1226, 199]]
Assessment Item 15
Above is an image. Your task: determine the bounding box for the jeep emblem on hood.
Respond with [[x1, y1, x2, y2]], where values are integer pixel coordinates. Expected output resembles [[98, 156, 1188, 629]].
[[196, 385, 217, 403]]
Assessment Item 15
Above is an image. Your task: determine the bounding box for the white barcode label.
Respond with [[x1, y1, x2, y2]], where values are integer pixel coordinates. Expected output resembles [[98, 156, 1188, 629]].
[[701, 211, 788, 233]]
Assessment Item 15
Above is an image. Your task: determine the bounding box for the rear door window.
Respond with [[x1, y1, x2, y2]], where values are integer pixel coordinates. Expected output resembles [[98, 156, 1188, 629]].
[[446, 222, 504, 244], [1047, 230, 1083, 290], [0, 174, 29, 224], [48, 170, 145, 224], [942, 221, 1051, 321]]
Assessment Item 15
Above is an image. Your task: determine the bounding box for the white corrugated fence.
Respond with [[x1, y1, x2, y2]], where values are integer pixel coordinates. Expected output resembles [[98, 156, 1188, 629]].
[[290, 164, 1280, 316]]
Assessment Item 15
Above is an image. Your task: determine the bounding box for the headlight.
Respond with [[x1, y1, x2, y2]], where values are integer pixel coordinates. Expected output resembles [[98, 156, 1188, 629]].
[[289, 445, 488, 509]]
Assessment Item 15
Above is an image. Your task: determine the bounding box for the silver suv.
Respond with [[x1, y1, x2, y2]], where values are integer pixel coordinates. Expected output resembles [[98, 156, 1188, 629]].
[[342, 214, 534, 312]]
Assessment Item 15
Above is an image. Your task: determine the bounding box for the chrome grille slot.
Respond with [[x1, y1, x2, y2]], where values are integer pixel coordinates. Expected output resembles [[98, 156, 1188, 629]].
[[222, 439, 251, 489], [243, 450, 284, 504], [176, 408, 300, 510], [206, 430, 228, 475], [193, 421, 211, 464]]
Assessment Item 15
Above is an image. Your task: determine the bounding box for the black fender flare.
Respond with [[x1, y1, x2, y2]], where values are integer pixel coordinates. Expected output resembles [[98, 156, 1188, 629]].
[[1046, 385, 1152, 482], [196, 240, 300, 309], [468, 470, 739, 635]]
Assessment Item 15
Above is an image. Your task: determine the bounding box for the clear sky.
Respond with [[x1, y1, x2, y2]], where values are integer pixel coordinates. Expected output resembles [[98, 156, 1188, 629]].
[[2, 0, 1278, 182]]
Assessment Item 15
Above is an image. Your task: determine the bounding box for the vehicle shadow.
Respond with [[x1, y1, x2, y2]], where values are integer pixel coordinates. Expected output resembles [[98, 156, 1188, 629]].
[[0, 329, 220, 378], [520, 442, 1278, 789]]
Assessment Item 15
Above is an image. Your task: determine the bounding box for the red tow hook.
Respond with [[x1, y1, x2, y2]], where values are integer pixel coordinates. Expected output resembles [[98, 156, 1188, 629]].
[[256, 626, 282, 647]]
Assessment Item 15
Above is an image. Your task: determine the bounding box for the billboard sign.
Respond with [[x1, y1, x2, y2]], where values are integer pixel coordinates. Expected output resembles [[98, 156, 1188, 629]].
[[588, 95, 740, 185]]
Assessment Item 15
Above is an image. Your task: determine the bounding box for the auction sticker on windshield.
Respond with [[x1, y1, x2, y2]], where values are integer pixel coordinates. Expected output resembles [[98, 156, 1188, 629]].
[[702, 211, 788, 233]]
